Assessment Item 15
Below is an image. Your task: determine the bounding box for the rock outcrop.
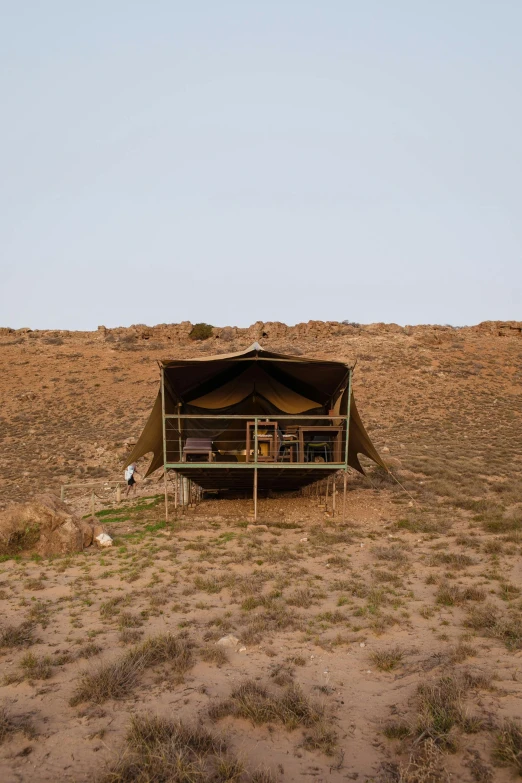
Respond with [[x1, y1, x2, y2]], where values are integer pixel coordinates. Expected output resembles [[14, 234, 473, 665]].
[[0, 495, 87, 557]]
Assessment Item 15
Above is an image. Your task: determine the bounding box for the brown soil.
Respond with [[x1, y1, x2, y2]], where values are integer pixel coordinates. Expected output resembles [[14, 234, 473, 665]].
[[0, 319, 521, 782]]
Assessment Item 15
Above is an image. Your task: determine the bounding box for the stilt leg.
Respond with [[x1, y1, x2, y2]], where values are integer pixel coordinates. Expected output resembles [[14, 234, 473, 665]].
[[325, 477, 329, 512], [164, 470, 169, 523], [254, 468, 258, 522], [342, 471, 347, 523]]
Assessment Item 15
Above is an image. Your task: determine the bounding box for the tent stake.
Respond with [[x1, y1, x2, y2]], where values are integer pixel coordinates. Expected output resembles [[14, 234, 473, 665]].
[[253, 467, 258, 522]]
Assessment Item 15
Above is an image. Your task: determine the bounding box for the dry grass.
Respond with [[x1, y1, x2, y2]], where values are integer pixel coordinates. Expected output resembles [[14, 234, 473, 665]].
[[19, 652, 54, 680], [100, 713, 246, 783], [0, 621, 35, 648], [414, 675, 480, 750], [302, 720, 339, 756], [379, 739, 450, 783], [0, 706, 34, 744], [429, 552, 474, 568], [493, 719, 522, 775], [465, 603, 522, 650], [209, 679, 331, 737], [435, 583, 486, 606], [199, 645, 229, 667], [370, 647, 405, 672], [70, 633, 194, 705], [372, 545, 409, 565]]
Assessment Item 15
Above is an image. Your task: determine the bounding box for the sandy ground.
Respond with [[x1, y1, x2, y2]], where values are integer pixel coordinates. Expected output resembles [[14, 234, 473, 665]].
[[2, 486, 522, 782]]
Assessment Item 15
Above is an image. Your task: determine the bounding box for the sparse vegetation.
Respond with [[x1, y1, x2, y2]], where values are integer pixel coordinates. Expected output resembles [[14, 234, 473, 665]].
[[0, 706, 34, 744], [370, 646, 404, 671], [70, 633, 194, 705], [0, 621, 35, 648], [493, 719, 522, 775], [465, 603, 522, 649], [209, 680, 330, 736], [189, 323, 214, 341], [100, 713, 248, 783]]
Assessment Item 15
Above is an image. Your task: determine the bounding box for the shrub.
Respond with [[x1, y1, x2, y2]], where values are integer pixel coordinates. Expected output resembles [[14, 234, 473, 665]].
[[0, 621, 35, 648], [100, 713, 241, 783], [70, 633, 194, 705], [189, 323, 213, 341], [493, 719, 522, 774], [209, 680, 326, 732], [370, 647, 404, 672], [0, 707, 34, 744]]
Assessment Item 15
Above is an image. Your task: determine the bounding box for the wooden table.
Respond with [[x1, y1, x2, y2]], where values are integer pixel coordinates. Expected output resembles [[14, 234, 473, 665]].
[[245, 421, 278, 462], [298, 425, 343, 463]]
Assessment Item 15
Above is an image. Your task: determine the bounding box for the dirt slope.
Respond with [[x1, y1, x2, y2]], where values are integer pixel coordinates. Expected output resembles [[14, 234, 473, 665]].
[[1, 319, 521, 511]]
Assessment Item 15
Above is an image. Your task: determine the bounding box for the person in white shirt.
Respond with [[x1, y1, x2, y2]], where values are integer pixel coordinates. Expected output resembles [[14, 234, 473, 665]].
[[124, 463, 137, 497]]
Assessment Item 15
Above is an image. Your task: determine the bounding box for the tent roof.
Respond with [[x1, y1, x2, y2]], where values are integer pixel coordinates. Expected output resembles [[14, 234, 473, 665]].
[[160, 343, 351, 408]]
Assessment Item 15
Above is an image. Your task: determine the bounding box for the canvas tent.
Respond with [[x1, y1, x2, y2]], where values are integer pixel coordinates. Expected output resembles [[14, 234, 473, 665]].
[[126, 343, 386, 493]]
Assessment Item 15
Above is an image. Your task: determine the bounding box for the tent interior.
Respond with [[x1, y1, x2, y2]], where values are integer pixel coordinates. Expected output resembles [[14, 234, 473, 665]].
[[126, 344, 386, 492]]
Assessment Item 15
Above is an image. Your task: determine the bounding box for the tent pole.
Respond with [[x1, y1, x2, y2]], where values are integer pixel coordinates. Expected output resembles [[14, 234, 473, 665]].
[[161, 366, 169, 524], [253, 415, 258, 521], [325, 477, 329, 513], [342, 368, 353, 524], [164, 470, 169, 524]]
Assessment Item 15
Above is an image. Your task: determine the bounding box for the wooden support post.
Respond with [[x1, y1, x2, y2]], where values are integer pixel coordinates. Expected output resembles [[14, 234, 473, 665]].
[[164, 470, 169, 524], [174, 471, 178, 509], [332, 476, 336, 516], [325, 477, 329, 512], [116, 485, 121, 504], [161, 365, 168, 524], [60, 485, 65, 501], [342, 471, 347, 523], [91, 490, 95, 518], [253, 468, 258, 522]]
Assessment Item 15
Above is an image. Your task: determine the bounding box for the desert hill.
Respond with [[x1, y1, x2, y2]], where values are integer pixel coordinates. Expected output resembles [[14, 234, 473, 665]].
[[1, 319, 521, 512]]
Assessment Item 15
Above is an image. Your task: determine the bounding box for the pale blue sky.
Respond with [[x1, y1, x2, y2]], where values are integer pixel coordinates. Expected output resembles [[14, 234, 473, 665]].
[[1, 1, 520, 329]]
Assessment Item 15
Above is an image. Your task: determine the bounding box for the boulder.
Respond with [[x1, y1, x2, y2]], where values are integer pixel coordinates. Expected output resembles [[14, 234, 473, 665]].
[[92, 523, 105, 539], [95, 532, 113, 548], [216, 634, 240, 648], [0, 495, 84, 557], [80, 521, 94, 548]]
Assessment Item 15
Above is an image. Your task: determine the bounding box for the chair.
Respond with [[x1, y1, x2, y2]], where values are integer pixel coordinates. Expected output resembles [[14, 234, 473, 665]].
[[306, 436, 332, 463], [278, 428, 298, 462], [182, 438, 213, 462]]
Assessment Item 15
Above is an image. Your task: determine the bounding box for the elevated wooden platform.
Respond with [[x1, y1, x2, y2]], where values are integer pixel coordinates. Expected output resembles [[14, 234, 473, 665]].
[[167, 463, 343, 493]]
